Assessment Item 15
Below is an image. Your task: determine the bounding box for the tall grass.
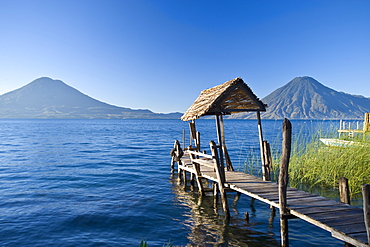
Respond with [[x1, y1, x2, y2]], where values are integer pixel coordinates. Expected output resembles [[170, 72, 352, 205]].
[[284, 133, 370, 196]]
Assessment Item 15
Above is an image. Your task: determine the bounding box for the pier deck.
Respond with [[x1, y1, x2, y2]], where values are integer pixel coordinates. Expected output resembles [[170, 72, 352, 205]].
[[179, 152, 369, 247]]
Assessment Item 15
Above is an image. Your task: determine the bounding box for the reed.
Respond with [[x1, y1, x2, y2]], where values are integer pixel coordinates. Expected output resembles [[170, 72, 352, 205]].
[[282, 134, 370, 196], [139, 239, 173, 247]]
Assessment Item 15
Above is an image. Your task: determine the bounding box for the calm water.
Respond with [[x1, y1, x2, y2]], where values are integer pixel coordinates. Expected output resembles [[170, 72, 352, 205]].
[[0, 119, 345, 246]]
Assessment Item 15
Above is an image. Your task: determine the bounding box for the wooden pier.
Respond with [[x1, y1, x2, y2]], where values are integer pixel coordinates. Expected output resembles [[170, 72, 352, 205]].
[[173, 145, 369, 247], [172, 78, 370, 246]]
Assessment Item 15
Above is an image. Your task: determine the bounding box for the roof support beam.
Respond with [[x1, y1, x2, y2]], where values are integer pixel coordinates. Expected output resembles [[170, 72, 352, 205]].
[[257, 111, 267, 181], [215, 114, 225, 170]]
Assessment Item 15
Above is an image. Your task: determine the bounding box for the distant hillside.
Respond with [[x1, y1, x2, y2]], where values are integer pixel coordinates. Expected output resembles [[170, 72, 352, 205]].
[[230, 76, 370, 119], [0, 77, 182, 119]]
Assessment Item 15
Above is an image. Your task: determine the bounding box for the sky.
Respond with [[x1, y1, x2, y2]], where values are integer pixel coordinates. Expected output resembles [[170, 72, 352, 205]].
[[0, 0, 369, 113]]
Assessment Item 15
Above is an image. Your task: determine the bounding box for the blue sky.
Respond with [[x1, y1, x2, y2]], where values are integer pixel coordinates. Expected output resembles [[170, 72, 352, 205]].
[[0, 0, 369, 113]]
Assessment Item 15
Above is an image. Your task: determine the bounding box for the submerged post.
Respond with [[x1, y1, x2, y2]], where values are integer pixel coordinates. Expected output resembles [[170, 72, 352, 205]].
[[210, 140, 230, 219], [215, 114, 225, 169], [339, 177, 350, 204], [279, 118, 292, 247], [219, 114, 234, 171], [362, 184, 370, 245], [263, 141, 272, 181]]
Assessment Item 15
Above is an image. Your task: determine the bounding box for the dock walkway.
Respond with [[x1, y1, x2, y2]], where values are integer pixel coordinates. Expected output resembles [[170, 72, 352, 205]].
[[178, 151, 369, 247]]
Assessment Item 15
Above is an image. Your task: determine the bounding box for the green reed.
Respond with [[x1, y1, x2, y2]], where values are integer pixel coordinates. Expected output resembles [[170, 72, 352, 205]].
[[278, 133, 370, 196]]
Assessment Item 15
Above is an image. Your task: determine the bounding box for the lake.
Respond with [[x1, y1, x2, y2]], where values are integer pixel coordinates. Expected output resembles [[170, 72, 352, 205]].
[[0, 119, 346, 246]]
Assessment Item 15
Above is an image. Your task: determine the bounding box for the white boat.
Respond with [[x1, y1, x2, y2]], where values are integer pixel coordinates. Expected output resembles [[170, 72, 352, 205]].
[[319, 138, 364, 147]]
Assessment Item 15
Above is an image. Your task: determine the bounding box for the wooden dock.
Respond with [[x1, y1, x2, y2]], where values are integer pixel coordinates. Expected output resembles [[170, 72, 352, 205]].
[[174, 149, 369, 247], [173, 78, 370, 246]]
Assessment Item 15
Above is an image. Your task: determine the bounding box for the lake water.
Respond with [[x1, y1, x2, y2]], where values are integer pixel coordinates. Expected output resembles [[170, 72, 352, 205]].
[[0, 119, 346, 246]]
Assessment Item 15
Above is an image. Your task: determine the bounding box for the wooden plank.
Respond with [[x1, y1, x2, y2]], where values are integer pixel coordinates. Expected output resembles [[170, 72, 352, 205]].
[[322, 216, 366, 228], [332, 230, 368, 247], [333, 222, 366, 234], [178, 143, 369, 246], [279, 118, 292, 247], [292, 205, 357, 215], [345, 232, 368, 244], [304, 209, 363, 221]]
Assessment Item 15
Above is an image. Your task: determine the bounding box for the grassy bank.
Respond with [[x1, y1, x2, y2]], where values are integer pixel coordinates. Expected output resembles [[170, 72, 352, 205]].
[[281, 135, 370, 196]]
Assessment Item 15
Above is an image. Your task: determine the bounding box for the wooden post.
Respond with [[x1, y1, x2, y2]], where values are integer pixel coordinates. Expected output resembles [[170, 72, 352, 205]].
[[171, 140, 177, 172], [215, 114, 225, 169], [257, 111, 266, 180], [189, 151, 204, 195], [193, 163, 204, 195], [182, 129, 186, 151], [339, 177, 350, 204], [189, 121, 197, 147], [279, 118, 292, 247], [263, 141, 272, 181], [223, 145, 234, 171], [213, 182, 219, 206], [210, 140, 230, 219], [362, 184, 370, 245], [364, 113, 370, 132], [220, 114, 234, 171], [196, 131, 201, 152], [171, 140, 182, 173], [182, 170, 187, 188]]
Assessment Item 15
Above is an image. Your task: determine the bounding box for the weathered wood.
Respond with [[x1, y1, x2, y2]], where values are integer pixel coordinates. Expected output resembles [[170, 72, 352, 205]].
[[263, 140, 272, 181], [219, 114, 234, 171], [176, 148, 368, 246], [362, 184, 370, 245], [339, 177, 350, 204], [213, 182, 219, 205], [222, 145, 234, 171], [193, 163, 204, 195], [256, 111, 266, 180], [170, 140, 178, 172], [215, 114, 225, 169], [189, 121, 197, 144], [182, 129, 186, 151], [189, 150, 204, 195], [210, 140, 230, 219], [196, 131, 201, 152], [364, 113, 370, 132], [182, 170, 187, 188], [279, 118, 292, 247]]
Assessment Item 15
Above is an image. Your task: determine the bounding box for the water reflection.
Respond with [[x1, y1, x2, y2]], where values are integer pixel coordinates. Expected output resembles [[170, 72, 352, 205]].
[[170, 174, 279, 246]]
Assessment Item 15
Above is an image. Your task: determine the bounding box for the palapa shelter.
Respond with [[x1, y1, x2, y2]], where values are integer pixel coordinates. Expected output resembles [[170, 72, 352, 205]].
[[181, 77, 267, 172], [181, 77, 266, 121]]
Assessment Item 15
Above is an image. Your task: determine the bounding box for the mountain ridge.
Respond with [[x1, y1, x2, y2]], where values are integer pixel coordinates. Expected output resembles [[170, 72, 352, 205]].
[[230, 76, 370, 119], [0, 77, 182, 119], [1, 76, 369, 120]]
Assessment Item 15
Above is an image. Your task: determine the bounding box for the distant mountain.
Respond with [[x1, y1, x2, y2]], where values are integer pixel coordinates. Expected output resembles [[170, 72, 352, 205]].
[[0, 77, 182, 119], [230, 76, 370, 119]]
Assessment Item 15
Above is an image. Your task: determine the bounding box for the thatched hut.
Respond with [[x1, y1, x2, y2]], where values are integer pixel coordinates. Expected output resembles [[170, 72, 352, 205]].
[[181, 77, 267, 173]]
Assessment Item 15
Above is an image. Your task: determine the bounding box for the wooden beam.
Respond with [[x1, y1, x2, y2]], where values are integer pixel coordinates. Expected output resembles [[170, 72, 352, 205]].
[[362, 184, 370, 245], [339, 177, 350, 205], [257, 111, 267, 181], [263, 141, 272, 181], [279, 118, 292, 247], [210, 140, 230, 219], [215, 114, 225, 169], [219, 114, 234, 171]]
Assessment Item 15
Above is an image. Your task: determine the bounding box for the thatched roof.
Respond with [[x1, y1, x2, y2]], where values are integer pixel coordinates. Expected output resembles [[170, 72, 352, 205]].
[[181, 77, 266, 121]]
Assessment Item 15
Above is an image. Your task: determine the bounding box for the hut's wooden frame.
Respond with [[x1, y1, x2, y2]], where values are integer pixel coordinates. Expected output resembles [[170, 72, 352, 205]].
[[181, 77, 267, 176], [181, 78, 266, 121]]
